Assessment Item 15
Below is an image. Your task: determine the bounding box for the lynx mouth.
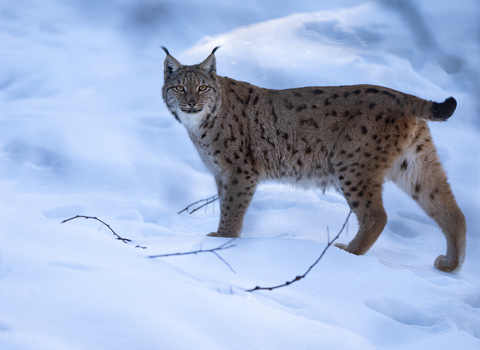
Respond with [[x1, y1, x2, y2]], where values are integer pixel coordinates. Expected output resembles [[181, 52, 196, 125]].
[[182, 108, 202, 114]]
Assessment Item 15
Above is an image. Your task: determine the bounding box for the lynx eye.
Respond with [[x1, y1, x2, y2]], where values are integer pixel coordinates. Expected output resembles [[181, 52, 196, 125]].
[[175, 85, 185, 92], [198, 85, 208, 91]]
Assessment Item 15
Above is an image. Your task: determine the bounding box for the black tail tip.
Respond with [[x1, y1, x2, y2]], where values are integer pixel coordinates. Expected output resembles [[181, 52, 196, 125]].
[[432, 97, 457, 120]]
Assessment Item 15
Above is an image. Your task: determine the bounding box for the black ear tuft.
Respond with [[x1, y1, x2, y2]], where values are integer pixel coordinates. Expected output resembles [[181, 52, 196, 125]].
[[162, 48, 183, 80], [199, 48, 221, 78], [161, 46, 170, 56]]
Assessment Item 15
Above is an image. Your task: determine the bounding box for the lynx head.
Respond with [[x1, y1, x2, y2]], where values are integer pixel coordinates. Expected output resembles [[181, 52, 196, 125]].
[[161, 47, 222, 128]]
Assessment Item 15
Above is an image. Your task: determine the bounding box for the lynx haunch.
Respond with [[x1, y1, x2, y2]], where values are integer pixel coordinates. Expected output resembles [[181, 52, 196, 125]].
[[161, 47, 466, 272]]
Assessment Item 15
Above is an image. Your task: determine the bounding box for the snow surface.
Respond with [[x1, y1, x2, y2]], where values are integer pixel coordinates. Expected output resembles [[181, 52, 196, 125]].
[[1, 0, 480, 349]]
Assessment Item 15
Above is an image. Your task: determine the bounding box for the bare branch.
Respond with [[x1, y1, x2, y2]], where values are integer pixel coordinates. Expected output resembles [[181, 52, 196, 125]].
[[178, 195, 219, 214], [62, 208, 353, 290], [211, 251, 236, 273], [149, 238, 236, 272], [61, 215, 131, 243], [246, 210, 352, 292]]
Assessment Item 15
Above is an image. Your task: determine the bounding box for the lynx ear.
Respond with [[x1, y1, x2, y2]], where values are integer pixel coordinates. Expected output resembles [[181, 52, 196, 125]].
[[199, 46, 220, 77], [161, 47, 183, 80]]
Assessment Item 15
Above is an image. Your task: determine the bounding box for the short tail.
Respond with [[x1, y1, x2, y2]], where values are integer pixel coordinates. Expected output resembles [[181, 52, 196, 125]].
[[430, 97, 457, 121]]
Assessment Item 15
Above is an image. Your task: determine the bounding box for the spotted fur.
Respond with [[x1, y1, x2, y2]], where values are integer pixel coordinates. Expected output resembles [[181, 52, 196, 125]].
[[161, 48, 466, 272]]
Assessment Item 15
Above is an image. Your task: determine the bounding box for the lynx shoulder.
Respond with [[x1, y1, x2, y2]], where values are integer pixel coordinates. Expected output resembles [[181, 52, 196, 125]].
[[161, 47, 466, 272]]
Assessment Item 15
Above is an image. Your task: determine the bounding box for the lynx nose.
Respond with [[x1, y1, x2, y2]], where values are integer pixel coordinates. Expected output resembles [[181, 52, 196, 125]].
[[187, 101, 196, 108]]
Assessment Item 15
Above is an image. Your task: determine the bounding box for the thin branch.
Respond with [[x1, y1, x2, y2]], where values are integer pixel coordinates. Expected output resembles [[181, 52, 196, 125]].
[[246, 210, 352, 292], [211, 251, 236, 273], [178, 195, 219, 215], [61, 215, 131, 243], [149, 238, 236, 273]]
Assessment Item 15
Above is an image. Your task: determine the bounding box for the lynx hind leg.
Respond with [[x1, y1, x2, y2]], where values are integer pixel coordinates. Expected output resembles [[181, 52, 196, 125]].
[[334, 172, 388, 256], [387, 126, 466, 272]]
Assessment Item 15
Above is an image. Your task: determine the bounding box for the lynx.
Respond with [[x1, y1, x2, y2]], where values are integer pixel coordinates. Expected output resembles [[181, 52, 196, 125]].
[[161, 47, 466, 272]]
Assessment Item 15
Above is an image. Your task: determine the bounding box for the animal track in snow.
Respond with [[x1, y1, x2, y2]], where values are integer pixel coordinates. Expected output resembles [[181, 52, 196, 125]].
[[364, 298, 437, 327], [3, 140, 66, 173], [136, 203, 163, 224]]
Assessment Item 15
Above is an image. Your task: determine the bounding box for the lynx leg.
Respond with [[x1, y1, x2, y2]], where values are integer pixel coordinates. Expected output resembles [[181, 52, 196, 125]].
[[388, 133, 466, 272], [334, 175, 388, 255], [207, 174, 258, 238]]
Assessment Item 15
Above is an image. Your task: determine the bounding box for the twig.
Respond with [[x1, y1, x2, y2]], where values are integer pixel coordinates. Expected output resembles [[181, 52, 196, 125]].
[[149, 238, 236, 273], [245, 210, 352, 292], [178, 195, 219, 215], [61, 215, 131, 243], [211, 251, 236, 273]]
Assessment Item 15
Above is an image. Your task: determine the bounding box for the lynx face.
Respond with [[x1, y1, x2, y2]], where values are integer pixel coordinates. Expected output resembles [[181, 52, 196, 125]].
[[161, 47, 466, 273], [162, 48, 221, 129]]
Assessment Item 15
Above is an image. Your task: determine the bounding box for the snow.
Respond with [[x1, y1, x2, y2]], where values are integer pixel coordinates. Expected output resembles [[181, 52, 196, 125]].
[[1, 0, 480, 349]]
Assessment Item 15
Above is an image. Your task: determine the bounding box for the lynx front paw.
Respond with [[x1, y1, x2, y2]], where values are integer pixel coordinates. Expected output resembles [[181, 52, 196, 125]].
[[206, 232, 238, 238], [207, 232, 222, 237], [334, 243, 349, 251]]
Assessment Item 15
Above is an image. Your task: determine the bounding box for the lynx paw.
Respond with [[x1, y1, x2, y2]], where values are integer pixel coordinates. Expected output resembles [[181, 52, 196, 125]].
[[207, 232, 238, 238], [334, 243, 349, 251], [207, 232, 222, 237], [434, 255, 458, 272], [334, 243, 364, 256]]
